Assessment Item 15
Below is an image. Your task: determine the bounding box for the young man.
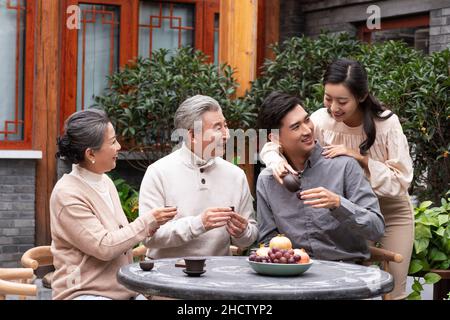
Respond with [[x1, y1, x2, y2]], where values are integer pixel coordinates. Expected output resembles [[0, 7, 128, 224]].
[[139, 95, 258, 258], [256, 92, 384, 262]]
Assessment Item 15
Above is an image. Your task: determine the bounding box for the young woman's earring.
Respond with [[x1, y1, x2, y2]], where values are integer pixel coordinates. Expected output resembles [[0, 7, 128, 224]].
[[92, 160, 96, 164]]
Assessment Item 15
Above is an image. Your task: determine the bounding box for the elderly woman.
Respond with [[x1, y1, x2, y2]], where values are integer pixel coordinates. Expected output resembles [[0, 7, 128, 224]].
[[50, 109, 177, 300]]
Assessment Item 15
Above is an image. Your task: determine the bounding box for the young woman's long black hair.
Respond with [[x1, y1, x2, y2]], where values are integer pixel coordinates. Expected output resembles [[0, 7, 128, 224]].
[[323, 58, 393, 155]]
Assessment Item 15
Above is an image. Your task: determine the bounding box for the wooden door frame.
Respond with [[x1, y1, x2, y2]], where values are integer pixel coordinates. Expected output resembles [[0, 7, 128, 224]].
[[60, 0, 220, 130], [202, 0, 219, 63]]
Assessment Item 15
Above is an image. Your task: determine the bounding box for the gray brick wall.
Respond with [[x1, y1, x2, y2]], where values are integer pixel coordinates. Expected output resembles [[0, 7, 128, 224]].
[[430, 7, 450, 53], [279, 0, 306, 43], [0, 160, 36, 267], [279, 0, 450, 52]]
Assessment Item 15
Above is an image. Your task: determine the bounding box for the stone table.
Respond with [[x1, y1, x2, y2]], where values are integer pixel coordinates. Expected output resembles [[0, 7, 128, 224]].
[[117, 256, 393, 300]]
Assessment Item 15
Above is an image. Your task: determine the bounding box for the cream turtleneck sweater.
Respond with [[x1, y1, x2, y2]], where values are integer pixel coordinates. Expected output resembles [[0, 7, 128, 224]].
[[139, 143, 258, 258], [70, 165, 114, 212]]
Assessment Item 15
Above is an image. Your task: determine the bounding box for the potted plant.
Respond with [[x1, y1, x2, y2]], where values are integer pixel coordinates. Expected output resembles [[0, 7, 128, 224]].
[[407, 190, 450, 300]]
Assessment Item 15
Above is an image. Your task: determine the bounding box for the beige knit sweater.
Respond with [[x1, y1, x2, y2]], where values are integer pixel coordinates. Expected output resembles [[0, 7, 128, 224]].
[[139, 144, 258, 258], [50, 166, 158, 300]]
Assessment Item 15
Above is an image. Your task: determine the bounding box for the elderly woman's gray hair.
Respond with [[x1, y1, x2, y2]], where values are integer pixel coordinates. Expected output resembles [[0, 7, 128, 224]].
[[174, 95, 222, 130], [56, 108, 110, 164]]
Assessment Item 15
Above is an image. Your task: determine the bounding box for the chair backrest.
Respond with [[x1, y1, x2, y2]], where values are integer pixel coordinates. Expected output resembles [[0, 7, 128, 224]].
[[0, 268, 37, 300], [368, 246, 403, 265], [21, 246, 53, 270]]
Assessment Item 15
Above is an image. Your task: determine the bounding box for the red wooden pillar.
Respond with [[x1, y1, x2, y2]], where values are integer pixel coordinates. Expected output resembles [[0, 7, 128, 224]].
[[34, 0, 61, 245]]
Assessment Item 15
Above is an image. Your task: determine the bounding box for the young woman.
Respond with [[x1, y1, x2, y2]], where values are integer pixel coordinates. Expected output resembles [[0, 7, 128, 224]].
[[50, 109, 177, 300], [260, 58, 414, 299]]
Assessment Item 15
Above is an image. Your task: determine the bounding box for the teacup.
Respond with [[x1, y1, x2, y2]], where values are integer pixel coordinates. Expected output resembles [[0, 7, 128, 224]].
[[184, 257, 206, 272], [139, 260, 154, 271]]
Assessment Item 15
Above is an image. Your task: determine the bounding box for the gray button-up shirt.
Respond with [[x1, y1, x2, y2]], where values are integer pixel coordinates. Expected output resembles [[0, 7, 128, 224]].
[[257, 143, 384, 262]]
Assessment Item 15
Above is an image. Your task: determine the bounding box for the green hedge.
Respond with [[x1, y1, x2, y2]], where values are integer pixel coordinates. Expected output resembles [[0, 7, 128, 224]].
[[94, 47, 249, 147]]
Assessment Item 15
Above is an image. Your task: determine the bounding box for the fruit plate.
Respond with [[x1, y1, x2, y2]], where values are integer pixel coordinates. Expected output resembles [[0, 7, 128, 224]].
[[247, 259, 313, 276]]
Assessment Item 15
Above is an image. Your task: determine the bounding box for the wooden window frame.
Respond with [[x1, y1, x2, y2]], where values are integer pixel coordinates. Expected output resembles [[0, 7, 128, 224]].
[[137, 0, 219, 61], [60, 0, 138, 132], [0, 0, 36, 150], [358, 14, 430, 43], [60, 0, 219, 130]]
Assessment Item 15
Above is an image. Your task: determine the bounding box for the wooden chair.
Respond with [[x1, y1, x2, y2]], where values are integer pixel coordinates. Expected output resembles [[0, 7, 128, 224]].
[[0, 268, 37, 300], [21, 246, 54, 290], [365, 246, 404, 300], [230, 245, 243, 256], [21, 244, 148, 291], [132, 244, 147, 261], [21, 246, 54, 271]]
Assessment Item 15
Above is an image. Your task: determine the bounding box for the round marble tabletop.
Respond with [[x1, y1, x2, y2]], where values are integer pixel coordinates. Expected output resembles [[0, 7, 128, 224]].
[[117, 256, 394, 300]]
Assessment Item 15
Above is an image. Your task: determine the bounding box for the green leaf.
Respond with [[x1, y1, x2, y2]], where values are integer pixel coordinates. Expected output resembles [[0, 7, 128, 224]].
[[434, 227, 445, 237], [412, 280, 423, 292], [417, 215, 439, 227], [414, 238, 429, 254], [438, 214, 449, 226], [415, 224, 432, 239], [420, 201, 433, 209], [408, 259, 423, 274], [424, 272, 441, 284], [429, 248, 447, 261], [406, 291, 421, 300]]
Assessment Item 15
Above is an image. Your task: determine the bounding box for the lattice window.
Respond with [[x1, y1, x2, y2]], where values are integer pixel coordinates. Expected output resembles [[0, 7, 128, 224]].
[[0, 0, 26, 142], [138, 1, 195, 58], [76, 4, 120, 111]]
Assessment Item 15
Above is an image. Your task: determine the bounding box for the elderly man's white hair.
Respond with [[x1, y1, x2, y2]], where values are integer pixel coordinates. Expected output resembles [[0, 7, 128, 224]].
[[174, 95, 222, 130]]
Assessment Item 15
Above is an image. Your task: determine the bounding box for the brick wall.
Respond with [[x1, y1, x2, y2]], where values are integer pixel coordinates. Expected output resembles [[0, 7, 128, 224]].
[[430, 7, 450, 53], [279, 0, 450, 53], [0, 160, 36, 267], [279, 0, 306, 43]]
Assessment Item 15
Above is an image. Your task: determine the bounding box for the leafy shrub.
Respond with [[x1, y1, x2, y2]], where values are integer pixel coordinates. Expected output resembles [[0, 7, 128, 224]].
[[242, 33, 364, 111], [95, 47, 253, 149], [407, 190, 450, 299], [109, 174, 139, 223], [409, 192, 450, 272]]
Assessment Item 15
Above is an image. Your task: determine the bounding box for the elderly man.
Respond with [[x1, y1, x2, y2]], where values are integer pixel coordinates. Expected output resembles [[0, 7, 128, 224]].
[[139, 95, 258, 258], [256, 92, 384, 262]]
